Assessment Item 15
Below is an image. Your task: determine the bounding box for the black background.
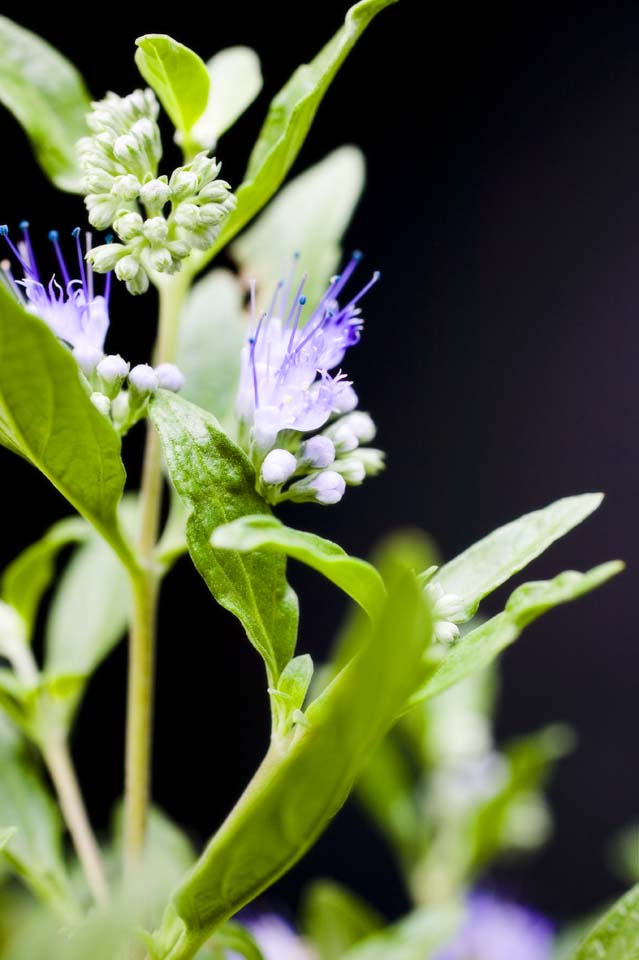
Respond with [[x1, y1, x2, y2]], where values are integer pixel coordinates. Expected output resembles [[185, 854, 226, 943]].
[[0, 0, 638, 930]]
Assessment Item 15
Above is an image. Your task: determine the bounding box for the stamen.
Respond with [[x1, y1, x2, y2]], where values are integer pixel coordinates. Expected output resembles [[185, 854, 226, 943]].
[[72, 227, 89, 302], [48, 230, 72, 288], [0, 225, 31, 276], [285, 272, 307, 330], [328, 250, 363, 300], [267, 280, 283, 323], [342, 270, 381, 313], [85, 231, 94, 301], [104, 235, 113, 306], [280, 251, 300, 318], [250, 311, 266, 408], [287, 295, 307, 351], [19, 221, 39, 281], [0, 259, 24, 303]]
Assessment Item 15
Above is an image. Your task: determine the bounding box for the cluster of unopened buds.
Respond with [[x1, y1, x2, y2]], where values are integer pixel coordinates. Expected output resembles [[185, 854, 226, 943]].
[[78, 89, 236, 293], [86, 355, 185, 434]]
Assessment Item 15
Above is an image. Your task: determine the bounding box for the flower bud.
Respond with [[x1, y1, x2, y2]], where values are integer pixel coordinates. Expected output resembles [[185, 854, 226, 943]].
[[261, 449, 297, 485], [339, 411, 376, 443], [173, 203, 201, 229], [155, 363, 185, 392], [87, 242, 127, 273], [111, 174, 141, 200], [113, 212, 144, 241], [298, 435, 335, 468], [74, 345, 104, 376], [129, 363, 159, 394], [327, 422, 359, 453], [333, 383, 358, 414], [310, 470, 346, 505], [139, 177, 171, 212], [143, 216, 169, 243], [333, 456, 366, 485], [90, 392, 111, 416]]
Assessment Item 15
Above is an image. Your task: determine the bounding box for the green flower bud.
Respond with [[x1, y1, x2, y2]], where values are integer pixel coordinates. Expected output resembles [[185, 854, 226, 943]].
[[85, 195, 120, 231], [87, 242, 127, 273], [139, 177, 170, 214], [173, 203, 200, 229], [111, 174, 140, 200], [113, 212, 144, 241], [142, 216, 168, 243]]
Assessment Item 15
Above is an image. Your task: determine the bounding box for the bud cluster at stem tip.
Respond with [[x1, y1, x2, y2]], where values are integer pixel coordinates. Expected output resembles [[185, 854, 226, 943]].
[[78, 89, 236, 294]]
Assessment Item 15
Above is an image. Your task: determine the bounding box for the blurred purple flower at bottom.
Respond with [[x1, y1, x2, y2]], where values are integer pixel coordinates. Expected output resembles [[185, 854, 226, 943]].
[[433, 894, 554, 960], [230, 914, 316, 960]]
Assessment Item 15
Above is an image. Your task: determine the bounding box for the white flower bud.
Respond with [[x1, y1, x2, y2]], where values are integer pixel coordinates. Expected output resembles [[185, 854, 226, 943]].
[[261, 449, 297, 485], [113, 212, 144, 241], [339, 411, 376, 443], [143, 247, 173, 273], [143, 216, 169, 243], [310, 470, 346, 505], [434, 620, 460, 644], [356, 448, 385, 476], [129, 364, 159, 394], [115, 254, 142, 282], [85, 195, 119, 230], [74, 345, 104, 375], [90, 392, 111, 416], [333, 456, 366, 485], [139, 177, 171, 211], [155, 363, 185, 392], [87, 242, 127, 273], [298, 435, 335, 468], [111, 174, 140, 200], [170, 170, 198, 200], [173, 203, 201, 229], [113, 133, 141, 166], [328, 423, 359, 453], [333, 383, 358, 414], [197, 203, 226, 226], [97, 354, 130, 384]]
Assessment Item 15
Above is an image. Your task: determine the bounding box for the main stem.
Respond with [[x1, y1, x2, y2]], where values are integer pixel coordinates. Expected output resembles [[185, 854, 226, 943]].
[[124, 274, 189, 873]]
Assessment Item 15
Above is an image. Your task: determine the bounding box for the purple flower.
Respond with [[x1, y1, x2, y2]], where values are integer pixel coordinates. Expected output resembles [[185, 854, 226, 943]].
[[236, 251, 378, 451], [433, 894, 554, 960], [0, 222, 111, 371], [231, 915, 316, 960]]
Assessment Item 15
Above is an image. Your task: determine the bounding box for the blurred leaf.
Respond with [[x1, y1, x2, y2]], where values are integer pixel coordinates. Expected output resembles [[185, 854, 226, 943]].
[[232, 146, 365, 308], [187, 47, 262, 151], [135, 35, 209, 136], [211, 515, 385, 619], [413, 562, 623, 705], [0, 285, 130, 563], [1, 517, 87, 639], [208, 922, 265, 960], [150, 392, 298, 685], [0, 716, 75, 919], [151, 543, 431, 957], [341, 907, 461, 960], [175, 268, 247, 424], [430, 494, 604, 620], [610, 826, 639, 884], [272, 654, 314, 719], [0, 16, 91, 192], [191, 0, 397, 274], [570, 882, 639, 959], [302, 879, 383, 960]]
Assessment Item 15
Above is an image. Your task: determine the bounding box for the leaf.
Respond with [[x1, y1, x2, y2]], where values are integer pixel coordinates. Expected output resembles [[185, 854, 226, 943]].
[[1, 517, 87, 638], [175, 268, 247, 424], [341, 907, 461, 960], [570, 882, 639, 959], [150, 548, 431, 959], [0, 284, 130, 563], [414, 562, 623, 705], [42, 503, 135, 728], [273, 654, 314, 714], [232, 146, 365, 308], [302, 880, 383, 960], [135, 35, 210, 136], [149, 392, 298, 684], [187, 46, 263, 151], [211, 515, 385, 620], [189, 0, 398, 274], [208, 922, 265, 960], [430, 494, 604, 620], [0, 715, 75, 919], [0, 16, 91, 192]]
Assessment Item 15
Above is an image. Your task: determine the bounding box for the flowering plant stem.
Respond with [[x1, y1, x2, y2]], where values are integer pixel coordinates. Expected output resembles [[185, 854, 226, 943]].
[[124, 272, 189, 874]]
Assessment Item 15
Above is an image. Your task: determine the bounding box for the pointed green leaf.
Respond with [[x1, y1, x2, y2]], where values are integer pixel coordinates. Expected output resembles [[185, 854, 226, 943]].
[[274, 654, 314, 713], [0, 284, 130, 562], [149, 392, 298, 683], [302, 880, 383, 960], [232, 146, 365, 308], [135, 35, 210, 136], [415, 562, 623, 704], [430, 494, 604, 619], [190, 0, 398, 274], [176, 268, 247, 423], [151, 550, 430, 958], [212, 515, 385, 620], [570, 882, 639, 959], [0, 716, 75, 918], [0, 16, 91, 192], [188, 46, 263, 151], [1, 517, 87, 638]]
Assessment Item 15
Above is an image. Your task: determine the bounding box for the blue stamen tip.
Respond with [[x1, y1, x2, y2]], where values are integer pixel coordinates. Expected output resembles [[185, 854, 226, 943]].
[[19, 220, 30, 231], [373, 270, 381, 280], [0, 225, 8, 236], [353, 250, 363, 261], [48, 230, 59, 242], [299, 296, 307, 305], [105, 233, 114, 244], [71, 226, 81, 238]]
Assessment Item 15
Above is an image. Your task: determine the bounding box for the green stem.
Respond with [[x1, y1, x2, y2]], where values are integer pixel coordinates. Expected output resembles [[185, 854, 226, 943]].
[[123, 273, 189, 873]]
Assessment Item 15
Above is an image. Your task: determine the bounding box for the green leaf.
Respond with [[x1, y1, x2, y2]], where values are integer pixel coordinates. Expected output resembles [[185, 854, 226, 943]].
[[42, 503, 135, 729], [149, 392, 298, 684], [0, 16, 91, 192], [0, 284, 130, 563], [175, 268, 247, 424], [211, 515, 385, 620], [208, 923, 265, 960], [188, 46, 263, 151], [341, 907, 461, 960], [302, 880, 383, 960], [570, 882, 639, 959], [273, 654, 314, 714], [430, 494, 604, 620], [135, 35, 210, 136], [1, 517, 87, 638], [415, 562, 623, 705], [190, 0, 397, 274], [151, 548, 431, 960], [0, 716, 75, 919], [232, 146, 365, 308]]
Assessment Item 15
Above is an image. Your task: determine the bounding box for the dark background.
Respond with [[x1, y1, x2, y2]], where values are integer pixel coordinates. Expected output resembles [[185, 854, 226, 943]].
[[1, 0, 638, 930]]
